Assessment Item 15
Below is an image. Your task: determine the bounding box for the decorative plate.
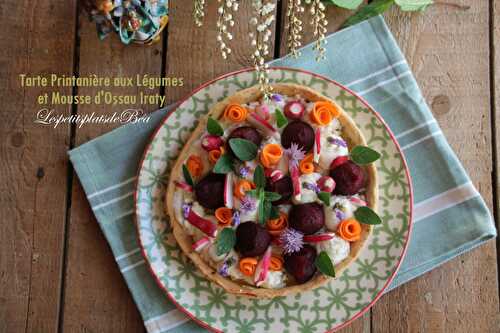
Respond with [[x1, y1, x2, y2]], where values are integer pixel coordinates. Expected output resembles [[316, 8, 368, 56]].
[[135, 68, 413, 332]]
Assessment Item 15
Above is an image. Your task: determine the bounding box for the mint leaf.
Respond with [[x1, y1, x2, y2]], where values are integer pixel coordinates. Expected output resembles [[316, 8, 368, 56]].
[[229, 138, 258, 161], [275, 109, 288, 128], [247, 189, 259, 197], [258, 189, 266, 224], [395, 0, 432, 11], [207, 117, 224, 136], [354, 206, 382, 225], [216, 227, 236, 256], [350, 145, 381, 165], [264, 191, 282, 202], [253, 165, 266, 189], [182, 165, 194, 186], [341, 0, 395, 28], [213, 154, 233, 174], [323, 0, 363, 10], [317, 192, 331, 206], [315, 251, 336, 277]]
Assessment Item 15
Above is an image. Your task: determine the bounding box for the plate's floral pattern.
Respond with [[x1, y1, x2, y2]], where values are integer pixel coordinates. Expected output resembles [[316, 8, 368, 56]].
[[136, 69, 411, 332]]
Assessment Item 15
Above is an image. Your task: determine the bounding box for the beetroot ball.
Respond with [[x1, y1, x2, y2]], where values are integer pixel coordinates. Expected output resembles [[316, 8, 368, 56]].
[[330, 161, 365, 195], [289, 203, 325, 235], [284, 245, 317, 284], [281, 121, 315, 151], [194, 173, 225, 209], [265, 176, 293, 205], [235, 222, 271, 257], [227, 126, 263, 157]]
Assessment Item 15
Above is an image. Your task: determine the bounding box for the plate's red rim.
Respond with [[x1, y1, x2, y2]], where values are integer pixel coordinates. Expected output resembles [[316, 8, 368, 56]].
[[134, 66, 414, 333]]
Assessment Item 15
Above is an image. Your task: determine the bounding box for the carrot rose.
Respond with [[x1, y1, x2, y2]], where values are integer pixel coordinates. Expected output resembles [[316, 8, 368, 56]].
[[260, 144, 283, 168], [338, 218, 362, 242], [234, 180, 256, 200], [269, 256, 283, 271], [266, 212, 288, 236], [239, 257, 258, 276], [215, 207, 233, 226], [224, 103, 248, 122], [299, 153, 315, 174], [186, 155, 203, 177], [208, 147, 225, 164], [310, 101, 340, 126]]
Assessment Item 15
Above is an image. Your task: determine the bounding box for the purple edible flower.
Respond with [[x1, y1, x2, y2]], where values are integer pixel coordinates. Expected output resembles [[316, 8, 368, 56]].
[[232, 210, 241, 226], [279, 228, 304, 254], [239, 166, 250, 178], [218, 261, 230, 277], [182, 203, 192, 218], [271, 93, 284, 103], [335, 209, 346, 221], [303, 182, 320, 193], [240, 196, 256, 212], [285, 143, 306, 168], [327, 137, 347, 148]]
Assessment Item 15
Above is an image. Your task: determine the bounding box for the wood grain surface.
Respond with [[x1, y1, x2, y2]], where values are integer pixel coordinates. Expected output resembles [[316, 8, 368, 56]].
[[0, 0, 498, 332]]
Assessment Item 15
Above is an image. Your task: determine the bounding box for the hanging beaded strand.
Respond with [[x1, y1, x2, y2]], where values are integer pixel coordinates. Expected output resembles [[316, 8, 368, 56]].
[[216, 0, 239, 59], [250, 0, 276, 98], [308, 0, 328, 61], [193, 0, 206, 27], [285, 0, 304, 58]]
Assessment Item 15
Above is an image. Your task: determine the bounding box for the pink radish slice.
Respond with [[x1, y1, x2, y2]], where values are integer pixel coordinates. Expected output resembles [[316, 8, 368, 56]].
[[284, 101, 305, 119], [256, 105, 270, 120], [249, 112, 276, 133], [174, 181, 193, 192], [192, 236, 211, 252], [349, 196, 367, 206], [201, 135, 224, 151], [317, 176, 335, 193], [290, 165, 301, 196], [330, 155, 349, 170], [186, 209, 217, 237], [303, 233, 335, 243], [254, 247, 272, 286], [265, 169, 284, 183], [313, 128, 321, 163], [224, 172, 234, 209]]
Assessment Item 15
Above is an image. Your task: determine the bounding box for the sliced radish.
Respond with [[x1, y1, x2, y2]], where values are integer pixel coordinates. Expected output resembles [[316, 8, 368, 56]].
[[313, 128, 321, 163], [303, 233, 335, 243], [290, 165, 301, 197], [265, 168, 284, 183], [192, 236, 211, 252], [284, 101, 305, 119], [201, 135, 224, 151], [254, 247, 272, 286], [174, 181, 193, 192], [349, 196, 367, 206], [224, 172, 234, 209], [249, 112, 276, 133], [330, 155, 349, 170], [256, 105, 270, 120], [186, 209, 217, 237], [317, 176, 335, 193]]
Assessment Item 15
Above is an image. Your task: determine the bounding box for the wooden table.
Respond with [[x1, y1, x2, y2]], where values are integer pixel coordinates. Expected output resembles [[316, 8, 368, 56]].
[[1, 1, 499, 332]]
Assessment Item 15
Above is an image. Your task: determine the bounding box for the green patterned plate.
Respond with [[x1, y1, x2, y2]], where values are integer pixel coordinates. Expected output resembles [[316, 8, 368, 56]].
[[135, 68, 413, 332]]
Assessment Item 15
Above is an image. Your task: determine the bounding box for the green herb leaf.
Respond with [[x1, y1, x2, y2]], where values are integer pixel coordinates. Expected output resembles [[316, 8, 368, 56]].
[[213, 154, 233, 174], [247, 189, 259, 197], [350, 145, 381, 165], [253, 165, 266, 189], [264, 191, 282, 202], [182, 164, 194, 186], [315, 251, 336, 277], [395, 0, 432, 11], [323, 0, 363, 10], [229, 138, 258, 161], [354, 206, 382, 225], [341, 0, 395, 28], [317, 192, 331, 206], [269, 206, 280, 219], [275, 109, 288, 128], [207, 117, 224, 136], [258, 189, 266, 224], [216, 227, 236, 256]]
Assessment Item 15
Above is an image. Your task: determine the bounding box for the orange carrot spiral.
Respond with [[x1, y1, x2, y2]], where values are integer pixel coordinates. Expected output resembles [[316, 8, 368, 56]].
[[186, 155, 203, 177], [338, 218, 362, 242], [239, 257, 258, 276], [224, 103, 248, 122], [269, 256, 283, 271], [215, 207, 233, 226], [299, 154, 315, 174], [266, 212, 288, 236], [310, 101, 340, 126], [260, 144, 283, 168]]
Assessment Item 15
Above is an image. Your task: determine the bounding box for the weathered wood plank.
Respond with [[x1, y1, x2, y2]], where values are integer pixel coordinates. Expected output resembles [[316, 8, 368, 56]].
[[0, 0, 77, 332], [278, 3, 369, 332], [493, 0, 500, 273], [60, 9, 163, 332], [373, 2, 499, 332], [165, 0, 277, 104]]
